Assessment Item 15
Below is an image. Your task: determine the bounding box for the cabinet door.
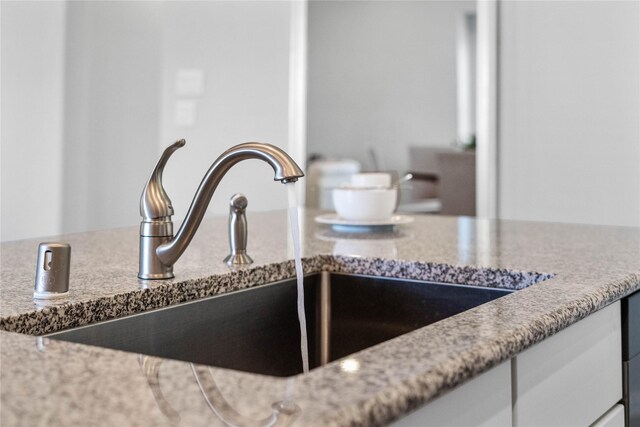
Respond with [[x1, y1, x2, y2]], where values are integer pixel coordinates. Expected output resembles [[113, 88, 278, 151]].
[[513, 301, 622, 427], [391, 360, 511, 427], [590, 404, 625, 427]]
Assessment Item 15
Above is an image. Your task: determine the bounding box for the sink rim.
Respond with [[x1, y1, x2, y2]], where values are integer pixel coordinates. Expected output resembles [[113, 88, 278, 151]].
[[44, 272, 516, 377], [44, 272, 514, 337]]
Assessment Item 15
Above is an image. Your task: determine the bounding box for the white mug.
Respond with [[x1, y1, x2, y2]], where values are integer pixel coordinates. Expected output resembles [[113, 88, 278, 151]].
[[350, 173, 391, 188], [333, 186, 397, 221]]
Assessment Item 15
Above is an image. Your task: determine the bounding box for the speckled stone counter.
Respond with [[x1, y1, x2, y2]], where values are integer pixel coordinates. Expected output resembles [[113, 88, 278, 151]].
[[2, 210, 639, 426]]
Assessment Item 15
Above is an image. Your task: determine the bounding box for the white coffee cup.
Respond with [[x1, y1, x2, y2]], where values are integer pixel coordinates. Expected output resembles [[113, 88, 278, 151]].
[[333, 186, 397, 221], [350, 173, 392, 188]]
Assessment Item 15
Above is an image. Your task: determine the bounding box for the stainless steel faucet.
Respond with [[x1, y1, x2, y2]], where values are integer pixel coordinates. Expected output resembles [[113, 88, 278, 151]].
[[223, 193, 253, 267], [138, 140, 304, 280]]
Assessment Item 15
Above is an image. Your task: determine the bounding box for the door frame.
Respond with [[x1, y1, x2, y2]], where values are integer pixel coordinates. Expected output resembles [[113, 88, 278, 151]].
[[476, 0, 500, 219], [294, 0, 499, 215]]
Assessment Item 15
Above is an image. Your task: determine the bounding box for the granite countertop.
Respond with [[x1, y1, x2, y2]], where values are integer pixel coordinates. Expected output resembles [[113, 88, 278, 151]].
[[1, 209, 639, 426]]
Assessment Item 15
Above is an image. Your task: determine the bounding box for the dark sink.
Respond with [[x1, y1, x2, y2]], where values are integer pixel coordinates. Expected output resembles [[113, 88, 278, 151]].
[[47, 273, 513, 377]]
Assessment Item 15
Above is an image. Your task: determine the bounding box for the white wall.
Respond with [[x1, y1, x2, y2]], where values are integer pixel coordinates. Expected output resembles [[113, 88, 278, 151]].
[[62, 1, 164, 235], [307, 0, 475, 172], [498, 0, 640, 227], [1, 1, 295, 241], [159, 1, 292, 218], [1, 1, 67, 241]]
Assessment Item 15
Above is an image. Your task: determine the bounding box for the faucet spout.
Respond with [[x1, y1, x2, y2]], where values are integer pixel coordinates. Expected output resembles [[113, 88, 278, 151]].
[[138, 141, 304, 279]]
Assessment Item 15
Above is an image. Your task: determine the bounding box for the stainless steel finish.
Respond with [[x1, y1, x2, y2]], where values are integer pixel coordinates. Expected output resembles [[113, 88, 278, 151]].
[[34, 242, 71, 299], [138, 140, 304, 279], [393, 173, 413, 210], [140, 139, 185, 221], [138, 140, 185, 280], [139, 236, 173, 280], [223, 194, 253, 267], [48, 273, 512, 377], [319, 271, 331, 365], [393, 172, 414, 187]]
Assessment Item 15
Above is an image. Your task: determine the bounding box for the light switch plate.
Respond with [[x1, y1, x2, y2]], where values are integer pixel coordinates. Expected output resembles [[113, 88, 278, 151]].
[[174, 100, 197, 127], [175, 69, 205, 96]]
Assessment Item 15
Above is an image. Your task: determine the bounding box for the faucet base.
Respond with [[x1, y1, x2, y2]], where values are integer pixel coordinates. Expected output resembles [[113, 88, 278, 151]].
[[138, 272, 175, 280], [139, 235, 174, 280], [223, 253, 254, 267]]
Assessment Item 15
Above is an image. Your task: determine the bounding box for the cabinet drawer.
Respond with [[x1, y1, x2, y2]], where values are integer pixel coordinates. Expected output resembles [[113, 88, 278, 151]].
[[392, 361, 511, 427], [513, 302, 622, 427], [590, 404, 624, 427]]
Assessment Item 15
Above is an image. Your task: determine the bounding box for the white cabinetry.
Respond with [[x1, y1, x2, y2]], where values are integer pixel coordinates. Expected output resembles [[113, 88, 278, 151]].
[[513, 301, 622, 427], [391, 302, 622, 427], [590, 404, 625, 427], [392, 361, 511, 427]]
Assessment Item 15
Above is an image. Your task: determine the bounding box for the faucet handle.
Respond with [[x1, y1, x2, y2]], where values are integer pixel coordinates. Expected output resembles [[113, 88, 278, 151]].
[[140, 139, 186, 220]]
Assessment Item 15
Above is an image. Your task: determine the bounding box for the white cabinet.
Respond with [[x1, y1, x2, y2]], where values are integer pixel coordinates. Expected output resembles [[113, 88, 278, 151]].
[[390, 302, 622, 426], [512, 301, 622, 427], [391, 361, 511, 427], [590, 404, 625, 427]]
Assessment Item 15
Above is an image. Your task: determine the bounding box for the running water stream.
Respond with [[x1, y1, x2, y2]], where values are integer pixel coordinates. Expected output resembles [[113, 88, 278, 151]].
[[286, 183, 310, 373]]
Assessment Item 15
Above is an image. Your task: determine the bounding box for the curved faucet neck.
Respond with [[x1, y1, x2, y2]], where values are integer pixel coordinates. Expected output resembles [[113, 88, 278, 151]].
[[155, 142, 304, 268]]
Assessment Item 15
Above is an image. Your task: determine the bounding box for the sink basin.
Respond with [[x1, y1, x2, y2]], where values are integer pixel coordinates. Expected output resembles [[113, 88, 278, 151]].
[[47, 273, 513, 377]]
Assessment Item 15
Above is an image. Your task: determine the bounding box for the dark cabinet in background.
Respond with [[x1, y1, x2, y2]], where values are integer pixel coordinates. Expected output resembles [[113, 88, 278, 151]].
[[622, 289, 640, 426]]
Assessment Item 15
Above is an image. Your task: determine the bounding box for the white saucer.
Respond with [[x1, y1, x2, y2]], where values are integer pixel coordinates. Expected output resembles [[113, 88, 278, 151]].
[[315, 213, 413, 232]]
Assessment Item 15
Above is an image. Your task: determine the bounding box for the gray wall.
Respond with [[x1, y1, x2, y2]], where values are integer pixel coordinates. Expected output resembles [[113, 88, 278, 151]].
[[1, 1, 293, 241], [3, 0, 638, 241], [1, 1, 67, 241], [158, 1, 291, 221], [307, 0, 475, 173], [499, 0, 640, 227], [62, 1, 164, 235]]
